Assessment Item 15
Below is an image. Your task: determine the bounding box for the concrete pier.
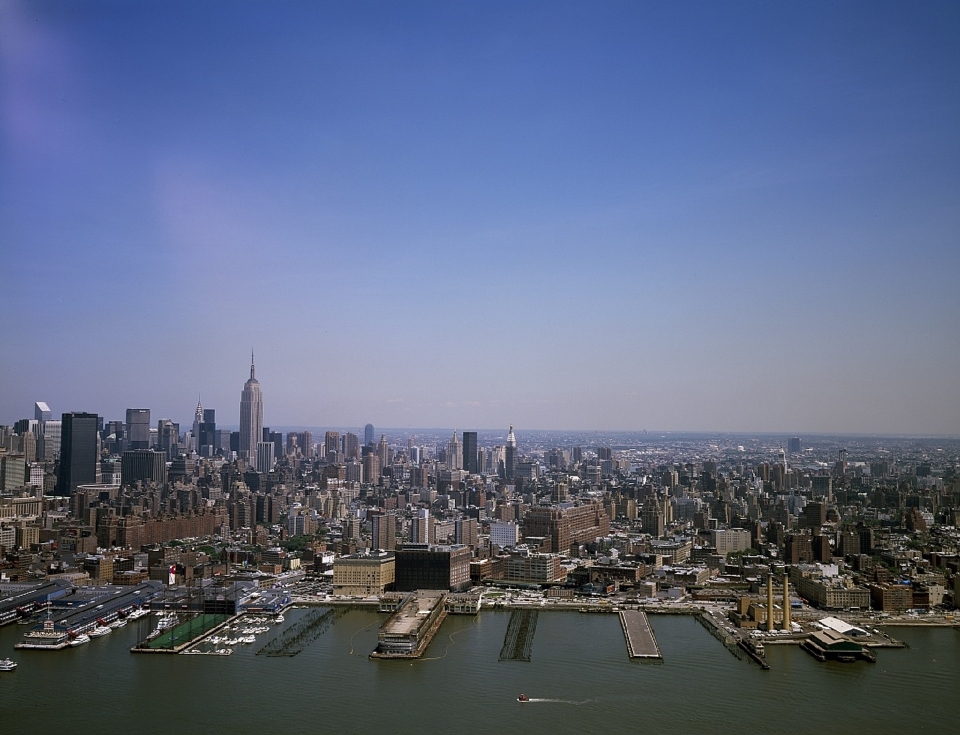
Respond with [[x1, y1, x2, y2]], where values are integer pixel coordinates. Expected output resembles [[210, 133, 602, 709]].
[[371, 591, 447, 659], [620, 610, 662, 660]]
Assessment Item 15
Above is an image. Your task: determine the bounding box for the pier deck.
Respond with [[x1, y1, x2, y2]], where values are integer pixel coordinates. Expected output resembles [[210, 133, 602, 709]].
[[620, 610, 662, 660]]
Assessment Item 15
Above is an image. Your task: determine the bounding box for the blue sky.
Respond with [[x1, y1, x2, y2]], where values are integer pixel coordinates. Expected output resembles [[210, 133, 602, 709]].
[[1, 1, 958, 434]]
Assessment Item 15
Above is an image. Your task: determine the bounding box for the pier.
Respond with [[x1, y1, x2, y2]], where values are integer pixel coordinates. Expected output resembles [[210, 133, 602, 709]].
[[371, 591, 447, 659], [619, 610, 662, 660]]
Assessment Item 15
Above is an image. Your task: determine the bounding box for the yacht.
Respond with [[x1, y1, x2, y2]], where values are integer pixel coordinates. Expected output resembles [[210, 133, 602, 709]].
[[0, 658, 17, 671], [89, 625, 112, 638], [68, 633, 91, 647]]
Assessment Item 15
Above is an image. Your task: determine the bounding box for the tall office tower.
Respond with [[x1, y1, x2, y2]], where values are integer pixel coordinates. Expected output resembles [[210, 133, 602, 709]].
[[56, 413, 99, 496], [377, 434, 390, 467], [597, 446, 612, 461], [409, 446, 421, 465], [198, 409, 216, 457], [343, 432, 360, 460], [325, 431, 340, 461], [126, 408, 151, 450], [364, 423, 375, 447], [157, 419, 180, 457], [42, 419, 62, 461], [370, 509, 396, 551], [256, 441, 275, 474], [35, 401, 51, 423], [301, 431, 314, 459], [787, 437, 801, 454], [462, 431, 478, 474], [239, 352, 264, 464], [447, 430, 462, 471], [121, 449, 167, 487], [192, 399, 203, 451], [505, 424, 517, 479]]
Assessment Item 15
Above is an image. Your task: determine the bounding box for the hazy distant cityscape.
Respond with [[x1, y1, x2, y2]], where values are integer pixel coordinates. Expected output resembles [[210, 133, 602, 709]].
[[2, 354, 958, 678]]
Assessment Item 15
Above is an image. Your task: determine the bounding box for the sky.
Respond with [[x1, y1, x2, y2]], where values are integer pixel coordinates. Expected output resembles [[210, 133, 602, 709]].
[[1, 0, 958, 435]]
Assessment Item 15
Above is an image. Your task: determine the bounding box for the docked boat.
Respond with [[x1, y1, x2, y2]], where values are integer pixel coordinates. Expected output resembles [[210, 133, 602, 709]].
[[0, 658, 17, 671], [15, 619, 71, 650], [110, 618, 127, 628], [68, 633, 91, 647], [273, 615, 284, 624], [89, 625, 112, 638], [126, 608, 149, 621]]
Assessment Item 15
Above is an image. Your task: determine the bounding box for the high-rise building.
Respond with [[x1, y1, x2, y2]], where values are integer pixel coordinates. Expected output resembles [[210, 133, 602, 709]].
[[121, 449, 167, 486], [42, 419, 61, 461], [447, 430, 462, 471], [505, 424, 517, 479], [126, 408, 151, 450], [411, 508, 432, 544], [364, 423, 375, 446], [370, 510, 397, 551], [377, 434, 390, 468], [157, 419, 180, 458], [239, 352, 264, 464], [788, 437, 802, 454], [198, 409, 216, 457], [325, 431, 340, 461], [343, 432, 360, 460], [56, 413, 99, 496], [462, 431, 478, 474], [34, 401, 51, 423], [256, 441, 275, 474]]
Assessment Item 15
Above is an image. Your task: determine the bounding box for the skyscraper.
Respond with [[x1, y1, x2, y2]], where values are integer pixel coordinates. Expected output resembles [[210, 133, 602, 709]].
[[447, 430, 462, 471], [239, 352, 264, 464], [505, 424, 517, 479], [462, 431, 478, 474], [364, 423, 375, 446], [56, 412, 99, 496], [126, 408, 151, 450]]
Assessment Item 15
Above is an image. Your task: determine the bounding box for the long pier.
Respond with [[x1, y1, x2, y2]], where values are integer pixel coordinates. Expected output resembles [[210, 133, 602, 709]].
[[619, 610, 662, 660], [370, 591, 447, 659]]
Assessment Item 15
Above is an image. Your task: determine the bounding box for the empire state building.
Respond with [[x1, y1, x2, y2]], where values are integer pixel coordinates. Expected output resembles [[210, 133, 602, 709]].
[[239, 352, 263, 463]]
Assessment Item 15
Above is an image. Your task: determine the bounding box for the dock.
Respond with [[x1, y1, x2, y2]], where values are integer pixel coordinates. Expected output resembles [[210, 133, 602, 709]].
[[619, 610, 662, 660], [370, 591, 447, 659]]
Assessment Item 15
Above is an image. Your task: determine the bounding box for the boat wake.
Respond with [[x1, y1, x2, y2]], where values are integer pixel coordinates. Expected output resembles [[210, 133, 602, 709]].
[[522, 698, 595, 705]]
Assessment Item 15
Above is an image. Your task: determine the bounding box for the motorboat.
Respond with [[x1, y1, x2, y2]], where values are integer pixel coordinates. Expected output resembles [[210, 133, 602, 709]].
[[68, 633, 91, 647], [517, 694, 529, 703], [89, 625, 112, 638], [0, 659, 17, 671]]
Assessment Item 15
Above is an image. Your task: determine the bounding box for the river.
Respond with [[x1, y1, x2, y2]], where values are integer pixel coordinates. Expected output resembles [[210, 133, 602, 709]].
[[0, 609, 955, 734]]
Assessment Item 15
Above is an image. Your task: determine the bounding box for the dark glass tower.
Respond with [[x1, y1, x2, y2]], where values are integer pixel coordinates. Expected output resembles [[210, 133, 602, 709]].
[[462, 431, 478, 474], [56, 412, 99, 496]]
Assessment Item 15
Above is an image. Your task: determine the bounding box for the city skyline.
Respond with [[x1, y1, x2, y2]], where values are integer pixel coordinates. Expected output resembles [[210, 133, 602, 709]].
[[1, 2, 958, 435]]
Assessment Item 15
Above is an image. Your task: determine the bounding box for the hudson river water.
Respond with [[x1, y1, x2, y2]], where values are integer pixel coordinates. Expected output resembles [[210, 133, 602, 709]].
[[1, 609, 956, 734]]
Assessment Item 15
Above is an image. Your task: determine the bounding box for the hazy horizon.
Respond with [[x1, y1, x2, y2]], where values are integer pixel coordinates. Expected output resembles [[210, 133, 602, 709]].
[[2, 1, 958, 435]]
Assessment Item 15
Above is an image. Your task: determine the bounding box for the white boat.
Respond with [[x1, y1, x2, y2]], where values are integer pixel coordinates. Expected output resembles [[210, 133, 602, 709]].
[[89, 626, 112, 638], [68, 634, 91, 647], [274, 615, 284, 624], [126, 608, 149, 621], [0, 658, 17, 671], [110, 618, 127, 628]]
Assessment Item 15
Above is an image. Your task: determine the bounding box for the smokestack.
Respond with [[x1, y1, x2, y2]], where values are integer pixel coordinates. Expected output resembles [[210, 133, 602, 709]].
[[782, 573, 791, 631], [766, 573, 775, 632]]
